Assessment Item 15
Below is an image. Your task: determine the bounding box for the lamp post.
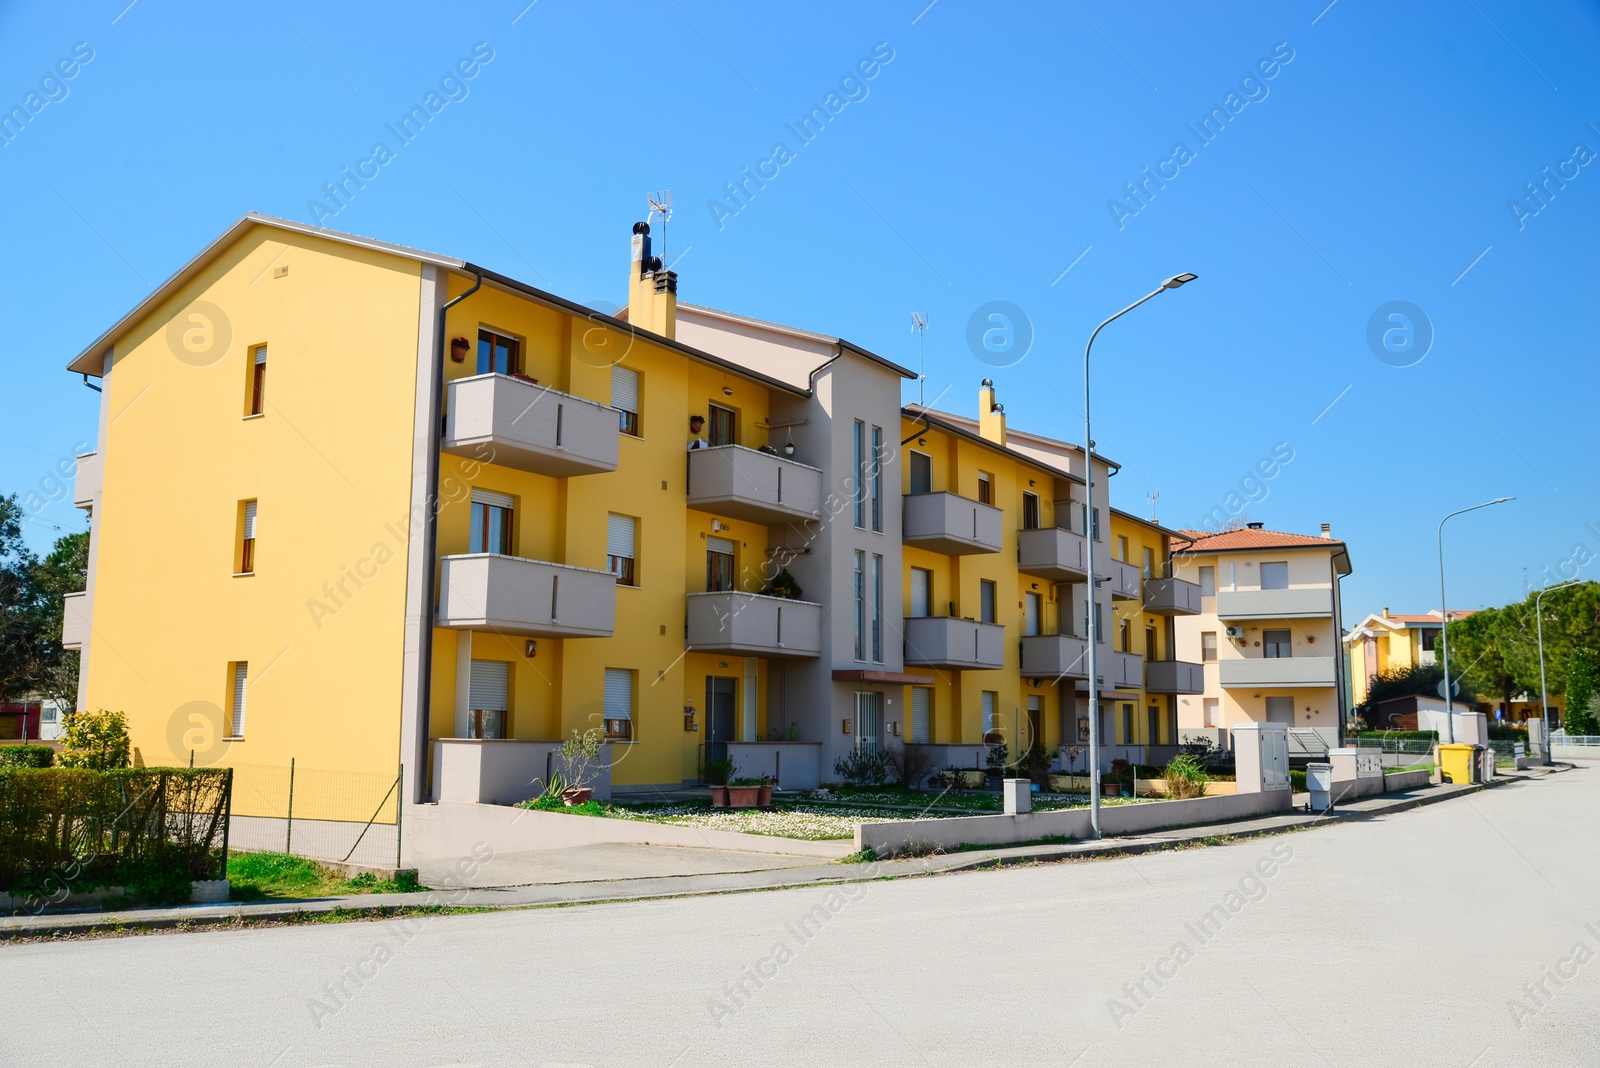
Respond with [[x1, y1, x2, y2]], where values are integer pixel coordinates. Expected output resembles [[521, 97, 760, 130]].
[[1084, 273, 1197, 839], [1536, 579, 1580, 762], [1437, 497, 1514, 744]]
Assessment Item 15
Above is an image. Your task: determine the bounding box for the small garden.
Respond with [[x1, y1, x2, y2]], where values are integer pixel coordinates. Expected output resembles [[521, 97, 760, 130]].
[[226, 852, 420, 900]]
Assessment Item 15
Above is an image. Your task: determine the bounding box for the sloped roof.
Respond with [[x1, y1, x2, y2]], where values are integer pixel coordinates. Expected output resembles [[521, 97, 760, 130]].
[[1172, 526, 1352, 575]]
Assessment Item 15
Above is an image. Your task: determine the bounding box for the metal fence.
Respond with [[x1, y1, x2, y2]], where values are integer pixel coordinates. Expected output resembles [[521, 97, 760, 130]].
[[225, 761, 401, 869], [1350, 737, 1439, 770]]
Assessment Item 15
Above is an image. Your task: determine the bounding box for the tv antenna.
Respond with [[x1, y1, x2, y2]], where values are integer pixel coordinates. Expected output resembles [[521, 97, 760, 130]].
[[910, 312, 927, 408], [647, 190, 673, 264], [1148, 489, 1159, 522]]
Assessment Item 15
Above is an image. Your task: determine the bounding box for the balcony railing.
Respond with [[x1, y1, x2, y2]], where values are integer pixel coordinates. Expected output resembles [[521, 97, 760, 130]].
[[1143, 576, 1202, 615], [903, 616, 1005, 670], [1109, 650, 1143, 689], [1016, 527, 1088, 581], [1145, 659, 1205, 694], [1219, 656, 1337, 688], [436, 554, 616, 638], [73, 451, 100, 512], [1107, 560, 1142, 601], [686, 445, 823, 525], [442, 374, 620, 478], [1019, 633, 1089, 678], [686, 592, 822, 658], [1215, 587, 1333, 620], [902, 492, 1003, 556], [60, 590, 89, 651]]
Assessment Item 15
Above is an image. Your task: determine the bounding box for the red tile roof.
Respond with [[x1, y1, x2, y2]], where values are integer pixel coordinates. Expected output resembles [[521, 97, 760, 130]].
[[1172, 528, 1345, 552]]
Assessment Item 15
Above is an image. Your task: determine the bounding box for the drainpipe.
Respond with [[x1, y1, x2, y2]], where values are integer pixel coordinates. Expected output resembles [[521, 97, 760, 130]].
[[82, 374, 101, 393], [415, 270, 481, 798]]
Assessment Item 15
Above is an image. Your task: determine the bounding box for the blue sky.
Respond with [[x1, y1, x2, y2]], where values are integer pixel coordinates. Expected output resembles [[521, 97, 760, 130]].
[[2, 0, 1597, 624]]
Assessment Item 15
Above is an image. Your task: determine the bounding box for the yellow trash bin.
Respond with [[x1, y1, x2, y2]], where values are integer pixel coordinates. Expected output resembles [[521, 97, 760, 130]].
[[1439, 743, 1476, 785]]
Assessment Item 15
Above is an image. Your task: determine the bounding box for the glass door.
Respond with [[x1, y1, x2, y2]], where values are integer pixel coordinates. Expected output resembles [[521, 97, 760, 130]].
[[855, 692, 883, 755], [706, 677, 737, 761]]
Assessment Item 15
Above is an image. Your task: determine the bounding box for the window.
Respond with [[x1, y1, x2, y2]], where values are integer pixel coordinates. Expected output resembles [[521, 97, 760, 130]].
[[1022, 492, 1040, 530], [1260, 561, 1289, 590], [1263, 628, 1292, 658], [1027, 695, 1043, 748], [613, 366, 640, 435], [977, 472, 992, 505], [1025, 592, 1041, 636], [1265, 696, 1294, 724], [909, 451, 932, 495], [238, 500, 257, 574], [41, 706, 56, 723], [979, 579, 997, 625], [910, 686, 931, 744], [1201, 632, 1218, 662], [853, 420, 865, 527], [248, 344, 267, 416], [477, 328, 519, 375], [1080, 504, 1101, 540], [607, 513, 637, 585], [982, 691, 998, 737], [1146, 625, 1159, 661], [229, 662, 248, 737], [1422, 628, 1440, 652], [470, 490, 514, 556], [910, 567, 932, 618], [467, 659, 510, 739], [1119, 617, 1130, 651], [603, 667, 634, 741], [1084, 599, 1103, 641], [870, 426, 883, 532], [1203, 698, 1219, 726], [1116, 535, 1128, 562], [1120, 703, 1133, 745], [708, 403, 736, 447], [1142, 547, 1155, 580], [853, 551, 866, 660], [1198, 565, 1216, 597], [1148, 706, 1161, 745], [871, 554, 884, 662], [706, 536, 735, 592]]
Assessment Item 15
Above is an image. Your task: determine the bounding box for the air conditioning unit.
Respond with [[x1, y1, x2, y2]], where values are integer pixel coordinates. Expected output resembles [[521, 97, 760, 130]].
[[1224, 626, 1245, 639]]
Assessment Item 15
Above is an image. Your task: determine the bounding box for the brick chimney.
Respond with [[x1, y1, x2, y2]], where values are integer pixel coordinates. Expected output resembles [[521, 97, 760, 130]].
[[978, 379, 1006, 445], [627, 222, 677, 339]]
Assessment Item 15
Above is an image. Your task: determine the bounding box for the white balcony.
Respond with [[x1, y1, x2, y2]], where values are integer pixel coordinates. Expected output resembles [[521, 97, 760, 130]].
[[903, 616, 1006, 670], [1146, 660, 1205, 694], [686, 446, 823, 525], [1107, 560, 1142, 601], [436, 554, 616, 638], [60, 590, 89, 651], [1108, 650, 1143, 689], [73, 452, 100, 512], [1016, 527, 1088, 581], [442, 374, 620, 478], [1219, 656, 1337, 688], [686, 592, 822, 658], [1143, 577, 1202, 615], [902, 492, 1003, 556], [1216, 588, 1333, 620], [1020, 633, 1089, 679]]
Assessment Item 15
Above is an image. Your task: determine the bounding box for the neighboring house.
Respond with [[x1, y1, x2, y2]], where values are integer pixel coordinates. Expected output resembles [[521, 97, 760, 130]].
[[1171, 523, 1354, 751], [1342, 607, 1472, 708]]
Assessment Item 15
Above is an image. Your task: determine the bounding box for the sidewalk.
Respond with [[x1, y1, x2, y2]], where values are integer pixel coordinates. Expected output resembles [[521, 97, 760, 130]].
[[1, 766, 1569, 940]]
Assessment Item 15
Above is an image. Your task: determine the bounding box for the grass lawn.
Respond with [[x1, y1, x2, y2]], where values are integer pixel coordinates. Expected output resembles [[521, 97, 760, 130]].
[[226, 852, 421, 901]]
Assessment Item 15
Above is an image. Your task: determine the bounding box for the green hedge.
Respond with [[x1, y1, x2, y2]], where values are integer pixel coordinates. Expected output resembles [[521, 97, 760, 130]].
[[1487, 726, 1528, 740], [1357, 731, 1438, 741], [0, 767, 232, 903], [0, 745, 55, 768]]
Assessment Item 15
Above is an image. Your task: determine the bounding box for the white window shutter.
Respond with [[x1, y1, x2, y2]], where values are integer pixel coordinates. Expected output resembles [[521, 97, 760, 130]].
[[611, 366, 639, 414], [607, 514, 636, 558], [471, 489, 515, 511], [254, 346, 268, 365], [468, 660, 510, 711], [911, 687, 931, 744], [243, 501, 257, 539], [706, 536, 735, 556], [604, 668, 633, 720], [982, 691, 996, 734], [231, 663, 249, 736], [910, 569, 930, 618]]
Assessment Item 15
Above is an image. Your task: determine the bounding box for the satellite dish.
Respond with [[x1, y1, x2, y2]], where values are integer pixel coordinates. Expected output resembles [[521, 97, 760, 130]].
[[1436, 678, 1460, 699]]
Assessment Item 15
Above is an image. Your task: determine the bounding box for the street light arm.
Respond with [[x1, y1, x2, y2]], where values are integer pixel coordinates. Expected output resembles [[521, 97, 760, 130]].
[[1083, 286, 1167, 373], [1436, 496, 1514, 744]]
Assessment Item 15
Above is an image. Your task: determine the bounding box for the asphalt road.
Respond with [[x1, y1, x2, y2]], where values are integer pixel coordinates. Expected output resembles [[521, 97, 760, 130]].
[[5, 768, 1598, 1068]]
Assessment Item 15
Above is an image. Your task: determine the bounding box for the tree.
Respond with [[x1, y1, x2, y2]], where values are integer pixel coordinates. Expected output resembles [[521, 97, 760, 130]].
[[1565, 649, 1600, 736], [0, 494, 40, 700], [1356, 660, 1452, 719], [1445, 607, 1521, 714], [57, 708, 131, 769], [26, 528, 89, 711]]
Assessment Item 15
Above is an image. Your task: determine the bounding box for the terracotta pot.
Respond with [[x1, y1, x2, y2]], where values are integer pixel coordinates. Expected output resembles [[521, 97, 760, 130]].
[[758, 784, 773, 806], [561, 787, 593, 806], [1103, 783, 1122, 797], [727, 785, 762, 809], [709, 785, 729, 807]]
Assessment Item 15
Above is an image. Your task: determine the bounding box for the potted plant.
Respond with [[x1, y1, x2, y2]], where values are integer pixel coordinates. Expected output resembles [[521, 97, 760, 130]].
[[762, 569, 802, 600], [556, 727, 604, 805], [703, 756, 735, 806], [757, 774, 774, 807], [727, 777, 763, 809]]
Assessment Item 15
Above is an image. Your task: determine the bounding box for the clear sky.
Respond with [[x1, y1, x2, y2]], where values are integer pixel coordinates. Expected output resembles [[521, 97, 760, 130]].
[[2, 0, 1597, 625]]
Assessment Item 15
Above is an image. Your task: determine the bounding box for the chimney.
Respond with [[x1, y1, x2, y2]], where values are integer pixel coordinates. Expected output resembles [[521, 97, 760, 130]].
[[1320, 521, 1332, 539], [1382, 607, 1390, 618], [627, 222, 677, 339], [978, 379, 1006, 445], [1246, 521, 1264, 529]]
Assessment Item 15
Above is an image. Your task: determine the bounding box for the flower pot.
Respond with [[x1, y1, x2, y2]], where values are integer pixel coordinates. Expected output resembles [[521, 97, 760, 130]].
[[758, 784, 773, 806], [709, 785, 729, 807], [1103, 783, 1122, 797], [727, 785, 762, 809], [562, 787, 593, 806]]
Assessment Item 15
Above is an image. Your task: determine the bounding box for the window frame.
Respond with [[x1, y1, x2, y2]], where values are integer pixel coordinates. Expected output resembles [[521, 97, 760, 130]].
[[908, 450, 932, 495], [607, 513, 638, 587], [603, 667, 635, 742], [870, 425, 883, 532], [1201, 632, 1218, 662], [979, 579, 997, 625], [477, 327, 521, 376], [852, 420, 865, 528], [1021, 492, 1040, 531], [238, 500, 257, 574], [708, 402, 737, 447], [248, 344, 267, 416], [853, 550, 866, 661], [1198, 565, 1216, 597], [1260, 561, 1290, 590], [1263, 628, 1293, 659], [612, 365, 641, 436], [977, 472, 992, 506], [871, 553, 884, 662]]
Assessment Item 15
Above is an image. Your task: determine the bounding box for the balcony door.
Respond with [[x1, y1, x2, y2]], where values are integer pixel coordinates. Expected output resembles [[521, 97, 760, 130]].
[[706, 536, 736, 592], [707, 403, 736, 447], [706, 677, 737, 761], [910, 567, 932, 618], [855, 691, 883, 755]]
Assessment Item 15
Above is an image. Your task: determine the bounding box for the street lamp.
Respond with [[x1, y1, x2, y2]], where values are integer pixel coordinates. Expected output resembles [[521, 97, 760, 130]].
[[1084, 273, 1197, 839], [1536, 579, 1580, 764], [1437, 496, 1514, 744]]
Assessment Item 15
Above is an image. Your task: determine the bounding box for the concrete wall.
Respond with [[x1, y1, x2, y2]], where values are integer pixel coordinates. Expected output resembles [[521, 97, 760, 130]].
[[431, 738, 614, 805], [725, 742, 822, 790], [856, 788, 1295, 856]]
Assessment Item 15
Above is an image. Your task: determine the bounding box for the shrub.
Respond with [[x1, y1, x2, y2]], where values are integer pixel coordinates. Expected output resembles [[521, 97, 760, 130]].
[[761, 569, 802, 600], [937, 765, 972, 791], [1289, 768, 1307, 793], [701, 756, 735, 786], [556, 727, 604, 792], [1162, 754, 1208, 799], [884, 742, 937, 790], [1566, 649, 1600, 735], [1016, 743, 1054, 786], [833, 748, 892, 786], [56, 709, 130, 770], [0, 745, 54, 768]]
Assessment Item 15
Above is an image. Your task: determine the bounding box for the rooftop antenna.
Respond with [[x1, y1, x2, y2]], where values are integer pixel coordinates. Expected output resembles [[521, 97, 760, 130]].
[[910, 312, 927, 408], [1148, 489, 1159, 523], [647, 190, 673, 264]]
